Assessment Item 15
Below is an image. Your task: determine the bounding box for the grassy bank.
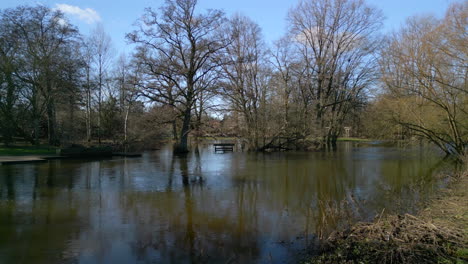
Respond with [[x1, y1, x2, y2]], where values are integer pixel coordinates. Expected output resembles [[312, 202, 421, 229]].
[[307, 163, 468, 264], [0, 146, 57, 156]]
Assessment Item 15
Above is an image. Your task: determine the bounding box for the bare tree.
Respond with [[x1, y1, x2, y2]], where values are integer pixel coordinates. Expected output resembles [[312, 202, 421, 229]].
[[114, 53, 141, 148], [88, 24, 113, 145], [271, 37, 314, 144], [1, 6, 81, 146], [0, 15, 21, 145], [288, 0, 383, 148], [127, 0, 228, 153], [81, 41, 95, 143], [380, 1, 467, 157], [271, 38, 294, 132], [220, 14, 271, 150]]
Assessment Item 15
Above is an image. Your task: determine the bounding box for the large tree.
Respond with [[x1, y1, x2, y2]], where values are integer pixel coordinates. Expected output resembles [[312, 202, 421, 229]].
[[0, 14, 21, 145], [220, 14, 270, 151], [288, 0, 383, 148], [380, 1, 467, 157], [127, 0, 228, 153], [0, 5, 81, 146]]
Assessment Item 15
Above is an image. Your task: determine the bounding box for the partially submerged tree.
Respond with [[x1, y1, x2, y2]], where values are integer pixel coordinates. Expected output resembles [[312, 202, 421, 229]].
[[220, 14, 270, 150], [127, 0, 228, 153], [380, 2, 467, 157], [287, 0, 383, 148]]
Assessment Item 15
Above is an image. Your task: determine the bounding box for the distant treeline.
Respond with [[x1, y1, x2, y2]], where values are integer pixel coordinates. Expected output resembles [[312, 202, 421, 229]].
[[0, 0, 466, 155]]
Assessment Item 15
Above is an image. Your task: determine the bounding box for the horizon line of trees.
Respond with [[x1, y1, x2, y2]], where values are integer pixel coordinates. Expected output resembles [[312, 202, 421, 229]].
[[0, 0, 466, 156]]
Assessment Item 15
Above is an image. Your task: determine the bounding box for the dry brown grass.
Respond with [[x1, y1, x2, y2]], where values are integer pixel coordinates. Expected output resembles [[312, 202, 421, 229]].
[[420, 171, 468, 233], [308, 158, 468, 264]]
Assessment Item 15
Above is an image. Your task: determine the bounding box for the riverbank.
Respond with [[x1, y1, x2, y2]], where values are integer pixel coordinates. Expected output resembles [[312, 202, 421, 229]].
[[307, 163, 468, 264], [0, 146, 58, 165], [0, 145, 142, 165], [0, 146, 57, 156]]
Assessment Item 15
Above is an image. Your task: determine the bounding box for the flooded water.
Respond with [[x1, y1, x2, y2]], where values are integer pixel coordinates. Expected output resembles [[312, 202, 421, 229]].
[[0, 142, 451, 264]]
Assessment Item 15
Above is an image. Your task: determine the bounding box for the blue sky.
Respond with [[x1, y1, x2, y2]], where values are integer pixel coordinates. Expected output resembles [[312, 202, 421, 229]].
[[0, 0, 460, 55]]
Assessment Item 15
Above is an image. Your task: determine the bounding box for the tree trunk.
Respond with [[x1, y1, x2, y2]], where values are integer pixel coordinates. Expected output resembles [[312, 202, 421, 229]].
[[2, 73, 16, 145], [46, 99, 59, 146], [85, 69, 92, 143], [33, 113, 39, 146], [176, 107, 191, 153], [68, 94, 75, 144], [97, 89, 102, 145], [124, 103, 130, 152], [172, 120, 179, 141], [30, 86, 40, 146], [194, 98, 203, 142], [98, 60, 103, 145]]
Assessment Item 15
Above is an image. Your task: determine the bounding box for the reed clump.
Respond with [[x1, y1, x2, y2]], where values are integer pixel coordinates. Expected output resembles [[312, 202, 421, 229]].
[[310, 213, 466, 263], [308, 163, 468, 264]]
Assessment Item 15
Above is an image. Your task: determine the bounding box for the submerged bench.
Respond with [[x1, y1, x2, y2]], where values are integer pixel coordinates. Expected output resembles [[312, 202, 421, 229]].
[[214, 143, 235, 152]]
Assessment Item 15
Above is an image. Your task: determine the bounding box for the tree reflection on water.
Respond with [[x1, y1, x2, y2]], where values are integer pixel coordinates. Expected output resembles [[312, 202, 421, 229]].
[[0, 143, 450, 263]]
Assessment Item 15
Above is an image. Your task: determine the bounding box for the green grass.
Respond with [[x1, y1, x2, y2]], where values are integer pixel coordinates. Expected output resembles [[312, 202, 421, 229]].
[[0, 146, 57, 156]]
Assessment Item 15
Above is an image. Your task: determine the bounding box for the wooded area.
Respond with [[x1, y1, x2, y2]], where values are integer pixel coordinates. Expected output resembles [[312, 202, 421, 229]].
[[0, 0, 466, 156]]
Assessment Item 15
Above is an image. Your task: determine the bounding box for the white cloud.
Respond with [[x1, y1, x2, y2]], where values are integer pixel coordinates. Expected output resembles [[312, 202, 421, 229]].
[[55, 4, 101, 24]]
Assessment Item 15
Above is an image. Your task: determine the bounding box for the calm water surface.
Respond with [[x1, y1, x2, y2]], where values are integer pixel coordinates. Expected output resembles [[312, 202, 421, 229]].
[[0, 142, 450, 263]]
